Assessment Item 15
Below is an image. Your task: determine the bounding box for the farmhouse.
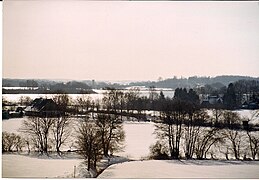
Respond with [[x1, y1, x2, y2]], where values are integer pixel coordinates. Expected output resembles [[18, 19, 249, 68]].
[[24, 98, 61, 117], [200, 95, 223, 107]]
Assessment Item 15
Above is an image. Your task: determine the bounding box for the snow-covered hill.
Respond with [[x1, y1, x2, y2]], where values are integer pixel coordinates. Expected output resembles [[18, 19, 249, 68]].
[[98, 160, 259, 178]]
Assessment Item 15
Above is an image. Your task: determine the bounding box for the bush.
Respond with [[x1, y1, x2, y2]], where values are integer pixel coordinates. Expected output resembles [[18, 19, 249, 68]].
[[2, 132, 25, 152], [149, 142, 169, 160]]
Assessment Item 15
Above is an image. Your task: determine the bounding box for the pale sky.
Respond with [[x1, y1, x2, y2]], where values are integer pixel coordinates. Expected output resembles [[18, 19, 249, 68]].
[[3, 1, 259, 81]]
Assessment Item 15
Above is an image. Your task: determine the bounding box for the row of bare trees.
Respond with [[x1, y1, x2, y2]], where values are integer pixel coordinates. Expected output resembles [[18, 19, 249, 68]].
[[19, 116, 72, 155], [2, 132, 26, 152], [151, 97, 259, 160], [3, 114, 72, 155], [74, 87, 167, 119], [13, 93, 126, 172]]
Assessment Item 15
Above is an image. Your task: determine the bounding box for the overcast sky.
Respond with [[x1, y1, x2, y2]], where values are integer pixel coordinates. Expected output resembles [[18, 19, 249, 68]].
[[3, 1, 259, 81]]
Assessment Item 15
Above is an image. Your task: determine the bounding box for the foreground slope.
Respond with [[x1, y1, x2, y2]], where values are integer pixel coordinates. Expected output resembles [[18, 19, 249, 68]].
[[2, 154, 82, 178], [98, 160, 259, 178]]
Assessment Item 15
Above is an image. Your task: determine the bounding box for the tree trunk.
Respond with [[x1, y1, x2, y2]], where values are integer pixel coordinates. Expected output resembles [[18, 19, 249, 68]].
[[87, 157, 91, 171]]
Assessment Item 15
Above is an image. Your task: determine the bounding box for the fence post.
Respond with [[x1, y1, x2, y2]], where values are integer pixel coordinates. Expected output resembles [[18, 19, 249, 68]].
[[73, 165, 76, 178]]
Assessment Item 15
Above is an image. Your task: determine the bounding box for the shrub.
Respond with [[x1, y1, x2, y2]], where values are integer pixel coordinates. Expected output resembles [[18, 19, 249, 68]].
[[149, 141, 169, 160]]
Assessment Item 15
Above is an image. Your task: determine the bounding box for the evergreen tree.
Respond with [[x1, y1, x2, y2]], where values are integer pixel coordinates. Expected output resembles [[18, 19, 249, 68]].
[[223, 83, 237, 109]]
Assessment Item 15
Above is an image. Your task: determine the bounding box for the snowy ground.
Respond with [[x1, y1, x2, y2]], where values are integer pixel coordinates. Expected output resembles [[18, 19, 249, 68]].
[[98, 160, 259, 178], [207, 109, 259, 124], [2, 114, 259, 178], [2, 118, 24, 133], [233, 109, 259, 124], [2, 154, 83, 178], [116, 121, 156, 160], [2, 119, 156, 178]]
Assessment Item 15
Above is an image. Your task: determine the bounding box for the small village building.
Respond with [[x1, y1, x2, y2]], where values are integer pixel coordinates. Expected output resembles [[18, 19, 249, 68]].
[[200, 94, 223, 107], [2, 103, 24, 119], [242, 101, 259, 110], [24, 98, 61, 117]]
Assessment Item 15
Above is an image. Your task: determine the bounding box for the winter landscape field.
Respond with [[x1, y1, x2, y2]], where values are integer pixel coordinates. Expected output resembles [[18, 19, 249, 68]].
[[98, 159, 259, 178], [3, 1, 259, 178], [2, 111, 259, 178]]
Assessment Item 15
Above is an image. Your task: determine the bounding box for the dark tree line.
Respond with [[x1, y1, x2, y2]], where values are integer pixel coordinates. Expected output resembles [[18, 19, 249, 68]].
[[223, 80, 259, 110], [196, 80, 259, 110]]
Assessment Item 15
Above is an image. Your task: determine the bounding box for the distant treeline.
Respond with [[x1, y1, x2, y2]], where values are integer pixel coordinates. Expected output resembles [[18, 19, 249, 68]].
[[3, 75, 259, 90], [128, 75, 259, 89], [2, 80, 95, 94]]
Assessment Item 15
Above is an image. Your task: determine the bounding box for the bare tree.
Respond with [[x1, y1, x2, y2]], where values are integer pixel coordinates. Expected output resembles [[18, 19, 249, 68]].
[[155, 99, 189, 159], [148, 86, 159, 116], [102, 89, 125, 115], [13, 134, 26, 152], [95, 113, 125, 156], [102, 89, 116, 112], [52, 117, 72, 155], [90, 99, 100, 118], [195, 127, 222, 159], [19, 96, 32, 106], [2, 131, 14, 152], [222, 129, 244, 160], [24, 137, 31, 153], [117, 90, 125, 120], [20, 117, 54, 155], [211, 108, 224, 127], [222, 110, 241, 129], [184, 109, 209, 159], [124, 88, 140, 115], [76, 118, 102, 171], [245, 110, 259, 160], [246, 131, 259, 160], [76, 95, 92, 113], [52, 94, 71, 115], [221, 111, 244, 160], [2, 132, 25, 152], [148, 86, 159, 102], [51, 94, 73, 155]]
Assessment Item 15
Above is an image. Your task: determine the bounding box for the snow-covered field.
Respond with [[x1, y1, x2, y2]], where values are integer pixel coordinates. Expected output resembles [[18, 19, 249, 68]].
[[2, 118, 156, 178], [2, 112, 259, 178], [2, 118, 156, 156], [233, 109, 259, 124], [206, 109, 259, 124], [2, 154, 82, 178], [98, 160, 259, 178], [2, 118, 24, 133], [117, 121, 156, 160]]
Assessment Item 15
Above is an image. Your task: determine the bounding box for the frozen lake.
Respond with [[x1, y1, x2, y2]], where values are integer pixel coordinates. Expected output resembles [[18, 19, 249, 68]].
[[2, 88, 175, 103]]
